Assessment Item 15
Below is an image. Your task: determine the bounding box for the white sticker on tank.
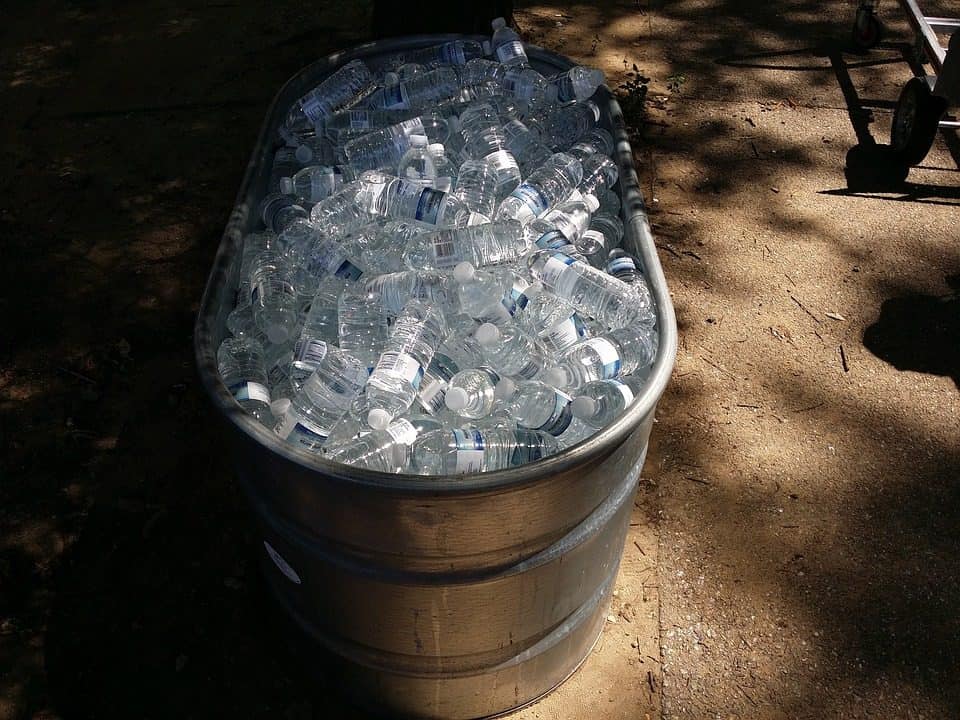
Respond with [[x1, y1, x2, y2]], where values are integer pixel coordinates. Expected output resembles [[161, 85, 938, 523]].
[[263, 540, 302, 585]]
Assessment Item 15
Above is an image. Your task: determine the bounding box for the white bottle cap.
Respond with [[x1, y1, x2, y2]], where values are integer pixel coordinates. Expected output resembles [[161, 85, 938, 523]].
[[584, 193, 600, 212], [492, 16, 506, 30], [367, 408, 392, 430], [409, 134, 428, 147], [270, 398, 292, 418], [444, 387, 470, 412], [543, 367, 569, 389], [571, 396, 598, 419], [427, 143, 445, 157], [474, 323, 501, 347], [294, 145, 313, 164], [453, 262, 476, 283], [494, 377, 516, 400]]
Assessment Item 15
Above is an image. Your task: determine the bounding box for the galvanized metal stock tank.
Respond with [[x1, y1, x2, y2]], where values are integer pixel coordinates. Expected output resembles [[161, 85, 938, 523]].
[[194, 35, 677, 720]]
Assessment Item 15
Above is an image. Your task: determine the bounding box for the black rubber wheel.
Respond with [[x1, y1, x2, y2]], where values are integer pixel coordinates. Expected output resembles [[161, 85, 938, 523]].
[[851, 10, 884, 50], [890, 77, 948, 166]]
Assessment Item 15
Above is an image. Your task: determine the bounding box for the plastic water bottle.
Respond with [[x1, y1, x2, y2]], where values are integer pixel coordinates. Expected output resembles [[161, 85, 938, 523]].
[[397, 134, 437, 183], [410, 427, 558, 475], [605, 248, 644, 283], [281, 165, 357, 205], [496, 153, 584, 225], [396, 39, 487, 68], [344, 117, 426, 172], [501, 119, 553, 172], [544, 322, 658, 390], [355, 171, 466, 226], [415, 350, 462, 415], [307, 183, 372, 238], [297, 275, 345, 348], [264, 341, 296, 400], [461, 125, 522, 199], [402, 221, 528, 270], [587, 212, 624, 252], [474, 322, 548, 379], [599, 189, 621, 216], [567, 128, 615, 160], [529, 101, 601, 151], [325, 414, 444, 472], [493, 378, 576, 437], [453, 263, 515, 324], [526, 195, 598, 249], [226, 303, 268, 344], [365, 67, 460, 110], [292, 136, 335, 166], [359, 219, 434, 274], [491, 17, 528, 66], [365, 270, 458, 316], [527, 249, 654, 329], [443, 367, 503, 418], [293, 59, 375, 127], [338, 283, 389, 372], [451, 159, 497, 221], [248, 249, 299, 344], [500, 67, 553, 108], [323, 108, 417, 147], [548, 66, 606, 103], [218, 337, 273, 425], [269, 147, 301, 193], [570, 377, 645, 428], [274, 348, 370, 451], [366, 300, 447, 429], [579, 155, 619, 200], [427, 143, 454, 192], [260, 193, 308, 234]]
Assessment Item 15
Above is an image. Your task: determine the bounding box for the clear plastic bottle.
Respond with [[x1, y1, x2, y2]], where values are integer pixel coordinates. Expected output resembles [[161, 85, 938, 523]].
[[474, 322, 548, 380], [218, 337, 273, 425], [366, 300, 447, 429], [500, 66, 553, 108], [355, 170, 466, 226], [413, 349, 461, 416], [410, 427, 558, 475], [292, 135, 335, 166], [567, 128, 615, 161], [527, 249, 654, 329], [548, 66, 606, 104], [322, 108, 417, 146], [587, 212, 624, 253], [296, 275, 345, 355], [491, 17, 528, 66], [281, 165, 358, 205], [265, 340, 296, 401], [443, 367, 503, 418], [402, 221, 528, 270], [397, 134, 437, 183], [544, 322, 659, 390], [338, 283, 389, 372], [517, 292, 591, 355], [494, 378, 576, 437], [427, 143, 454, 192], [248, 249, 299, 344], [292, 59, 375, 127], [359, 218, 434, 274], [579, 154, 619, 200], [501, 119, 553, 172], [365, 269, 458, 316], [274, 348, 370, 451], [605, 248, 644, 283], [450, 159, 498, 222], [526, 196, 598, 249], [453, 263, 514, 324], [269, 147, 301, 194], [236, 231, 278, 302], [259, 193, 309, 234], [599, 189, 621, 216], [325, 414, 445, 472], [461, 125, 522, 200], [570, 377, 645, 428], [397, 39, 487, 68], [307, 182, 372, 239], [529, 101, 601, 151], [343, 117, 426, 172], [495, 153, 584, 225], [365, 67, 461, 111]]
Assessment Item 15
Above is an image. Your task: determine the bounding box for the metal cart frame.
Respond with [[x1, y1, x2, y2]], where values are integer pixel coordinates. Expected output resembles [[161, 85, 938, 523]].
[[853, 0, 960, 165]]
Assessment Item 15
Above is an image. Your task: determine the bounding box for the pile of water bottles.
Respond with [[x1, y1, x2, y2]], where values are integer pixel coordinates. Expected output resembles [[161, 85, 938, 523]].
[[218, 19, 659, 475]]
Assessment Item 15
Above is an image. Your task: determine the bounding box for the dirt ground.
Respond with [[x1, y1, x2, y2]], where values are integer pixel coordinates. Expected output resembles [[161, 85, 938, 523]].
[[1, 1, 958, 719]]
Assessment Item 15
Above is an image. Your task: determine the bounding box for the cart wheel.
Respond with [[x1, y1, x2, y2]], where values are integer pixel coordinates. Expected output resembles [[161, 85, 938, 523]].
[[851, 9, 884, 50], [890, 77, 948, 166]]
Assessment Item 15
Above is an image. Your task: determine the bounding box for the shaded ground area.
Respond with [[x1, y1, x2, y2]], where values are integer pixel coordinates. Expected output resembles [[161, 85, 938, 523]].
[[1, 1, 959, 719]]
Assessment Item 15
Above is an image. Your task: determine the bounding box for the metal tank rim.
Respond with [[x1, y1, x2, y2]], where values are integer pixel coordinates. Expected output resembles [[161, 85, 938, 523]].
[[194, 34, 677, 494]]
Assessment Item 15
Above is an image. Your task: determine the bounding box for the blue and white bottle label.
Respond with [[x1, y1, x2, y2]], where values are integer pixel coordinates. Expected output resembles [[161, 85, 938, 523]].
[[452, 429, 485, 473], [375, 351, 424, 391], [229, 381, 271, 405], [584, 338, 623, 379], [538, 252, 576, 288]]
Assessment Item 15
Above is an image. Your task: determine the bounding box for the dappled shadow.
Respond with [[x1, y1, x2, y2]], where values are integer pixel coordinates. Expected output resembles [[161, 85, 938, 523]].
[[863, 275, 960, 387]]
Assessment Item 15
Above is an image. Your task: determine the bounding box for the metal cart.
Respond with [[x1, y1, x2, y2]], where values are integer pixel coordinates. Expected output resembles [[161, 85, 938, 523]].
[[853, 0, 960, 164]]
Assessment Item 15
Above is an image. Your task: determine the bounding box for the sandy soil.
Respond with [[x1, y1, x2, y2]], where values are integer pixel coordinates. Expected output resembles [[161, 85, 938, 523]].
[[1, 1, 958, 718]]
